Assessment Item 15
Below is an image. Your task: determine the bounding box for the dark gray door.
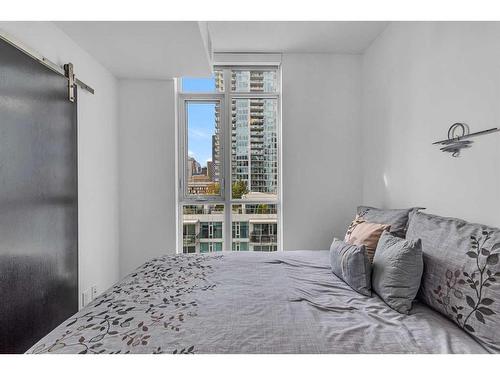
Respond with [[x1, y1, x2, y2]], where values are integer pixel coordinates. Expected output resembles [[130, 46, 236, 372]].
[[0, 38, 78, 353]]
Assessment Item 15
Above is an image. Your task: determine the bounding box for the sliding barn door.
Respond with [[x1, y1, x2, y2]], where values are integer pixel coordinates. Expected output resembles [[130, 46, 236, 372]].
[[0, 38, 78, 353]]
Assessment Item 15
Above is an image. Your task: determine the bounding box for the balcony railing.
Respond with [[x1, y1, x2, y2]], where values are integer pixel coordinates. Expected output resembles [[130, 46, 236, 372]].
[[232, 206, 277, 215], [183, 234, 198, 245], [183, 208, 224, 215], [199, 233, 223, 240], [250, 233, 277, 243]]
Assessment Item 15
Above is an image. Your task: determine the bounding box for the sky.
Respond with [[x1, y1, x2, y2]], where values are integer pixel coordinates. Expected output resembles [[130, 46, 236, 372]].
[[184, 77, 216, 168]]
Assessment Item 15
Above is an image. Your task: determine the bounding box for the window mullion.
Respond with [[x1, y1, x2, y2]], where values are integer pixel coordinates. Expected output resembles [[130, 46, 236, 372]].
[[223, 68, 232, 251]]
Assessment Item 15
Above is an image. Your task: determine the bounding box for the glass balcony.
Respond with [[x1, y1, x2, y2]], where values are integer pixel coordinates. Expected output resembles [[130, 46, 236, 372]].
[[250, 233, 278, 244], [183, 205, 224, 215], [183, 234, 198, 245]]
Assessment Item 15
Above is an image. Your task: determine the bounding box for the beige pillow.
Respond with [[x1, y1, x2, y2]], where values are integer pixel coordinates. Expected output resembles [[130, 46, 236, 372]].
[[345, 219, 390, 262]]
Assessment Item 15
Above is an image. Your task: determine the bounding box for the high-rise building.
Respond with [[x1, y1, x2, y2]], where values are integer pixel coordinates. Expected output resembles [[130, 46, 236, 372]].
[[187, 71, 277, 196], [212, 70, 223, 183], [206, 160, 213, 181], [211, 132, 219, 183], [231, 71, 278, 195], [187, 157, 201, 181]]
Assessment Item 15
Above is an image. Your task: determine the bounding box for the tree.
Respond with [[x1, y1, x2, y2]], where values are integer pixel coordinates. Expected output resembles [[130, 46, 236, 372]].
[[232, 180, 248, 199], [207, 182, 220, 195], [257, 203, 269, 214]]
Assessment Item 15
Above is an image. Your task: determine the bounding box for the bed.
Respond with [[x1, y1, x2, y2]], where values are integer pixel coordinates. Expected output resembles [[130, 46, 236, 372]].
[[27, 250, 487, 354]]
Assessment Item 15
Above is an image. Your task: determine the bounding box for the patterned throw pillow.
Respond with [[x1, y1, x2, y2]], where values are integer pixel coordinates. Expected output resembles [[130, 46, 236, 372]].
[[345, 218, 391, 262], [406, 211, 500, 353]]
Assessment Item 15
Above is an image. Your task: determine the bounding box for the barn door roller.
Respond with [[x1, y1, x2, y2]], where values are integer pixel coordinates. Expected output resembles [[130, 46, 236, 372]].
[[64, 63, 75, 102], [0, 30, 95, 101]]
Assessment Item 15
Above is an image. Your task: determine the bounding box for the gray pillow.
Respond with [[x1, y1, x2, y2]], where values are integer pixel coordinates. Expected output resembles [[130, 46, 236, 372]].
[[330, 238, 372, 296], [357, 206, 422, 238], [406, 211, 500, 353], [372, 231, 423, 314]]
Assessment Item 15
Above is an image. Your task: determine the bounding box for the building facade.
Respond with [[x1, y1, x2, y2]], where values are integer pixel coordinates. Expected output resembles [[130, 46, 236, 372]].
[[182, 202, 278, 253], [231, 71, 278, 195]]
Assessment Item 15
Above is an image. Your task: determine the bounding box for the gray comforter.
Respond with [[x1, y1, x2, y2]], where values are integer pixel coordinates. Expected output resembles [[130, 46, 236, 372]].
[[27, 251, 487, 354]]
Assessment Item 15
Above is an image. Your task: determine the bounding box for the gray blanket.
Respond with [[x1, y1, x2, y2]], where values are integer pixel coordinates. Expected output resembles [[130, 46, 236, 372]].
[[27, 251, 487, 354]]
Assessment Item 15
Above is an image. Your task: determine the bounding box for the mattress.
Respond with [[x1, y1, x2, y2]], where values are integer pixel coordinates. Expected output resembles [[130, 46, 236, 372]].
[[27, 251, 487, 354]]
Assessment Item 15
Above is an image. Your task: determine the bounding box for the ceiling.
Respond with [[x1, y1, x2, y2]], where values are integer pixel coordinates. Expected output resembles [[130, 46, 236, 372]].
[[207, 21, 388, 54], [55, 21, 388, 79], [55, 21, 213, 79]]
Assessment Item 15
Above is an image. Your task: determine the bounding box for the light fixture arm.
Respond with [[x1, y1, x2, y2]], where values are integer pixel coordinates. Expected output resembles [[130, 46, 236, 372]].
[[433, 123, 499, 157]]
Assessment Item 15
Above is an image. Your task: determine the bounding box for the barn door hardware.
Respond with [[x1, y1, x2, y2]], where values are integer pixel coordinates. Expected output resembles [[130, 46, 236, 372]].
[[0, 30, 95, 98], [64, 63, 75, 102]]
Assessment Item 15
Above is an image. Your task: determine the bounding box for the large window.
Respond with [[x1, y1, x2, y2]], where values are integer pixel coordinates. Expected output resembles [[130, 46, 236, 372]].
[[178, 65, 281, 254]]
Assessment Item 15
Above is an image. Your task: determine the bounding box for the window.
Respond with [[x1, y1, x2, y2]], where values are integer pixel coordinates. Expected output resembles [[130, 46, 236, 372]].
[[178, 65, 281, 253], [200, 242, 222, 253], [232, 221, 248, 239], [183, 101, 222, 198], [183, 223, 197, 253], [200, 222, 223, 239], [232, 242, 249, 251]]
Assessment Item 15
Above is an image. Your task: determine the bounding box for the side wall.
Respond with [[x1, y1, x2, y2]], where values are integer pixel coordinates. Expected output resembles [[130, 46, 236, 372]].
[[118, 80, 176, 276], [0, 22, 120, 303], [282, 54, 363, 249], [362, 22, 500, 228]]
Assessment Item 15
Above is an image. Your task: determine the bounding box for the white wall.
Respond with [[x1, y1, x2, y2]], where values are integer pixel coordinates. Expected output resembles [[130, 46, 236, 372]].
[[0, 22, 120, 301], [118, 80, 176, 276], [282, 54, 363, 249], [362, 22, 500, 228]]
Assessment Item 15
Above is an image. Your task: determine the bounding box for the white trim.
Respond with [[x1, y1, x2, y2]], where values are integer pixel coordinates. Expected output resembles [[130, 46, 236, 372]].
[[174, 78, 180, 254], [278, 63, 284, 251], [249, 218, 278, 224], [178, 93, 224, 100], [223, 68, 232, 251]]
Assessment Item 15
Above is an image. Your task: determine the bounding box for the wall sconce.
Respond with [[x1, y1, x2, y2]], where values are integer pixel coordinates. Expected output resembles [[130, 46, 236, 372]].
[[432, 123, 499, 157]]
